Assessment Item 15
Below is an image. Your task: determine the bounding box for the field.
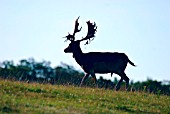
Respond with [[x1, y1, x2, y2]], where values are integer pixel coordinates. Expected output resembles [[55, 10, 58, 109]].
[[0, 79, 169, 114]]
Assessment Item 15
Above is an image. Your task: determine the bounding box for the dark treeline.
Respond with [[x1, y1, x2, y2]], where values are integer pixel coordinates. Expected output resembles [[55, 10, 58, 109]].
[[0, 58, 169, 95]]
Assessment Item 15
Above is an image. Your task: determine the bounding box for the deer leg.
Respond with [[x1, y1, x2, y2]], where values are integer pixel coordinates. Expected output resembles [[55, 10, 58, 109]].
[[91, 73, 98, 88], [122, 73, 129, 91], [80, 73, 90, 87], [111, 72, 113, 77], [115, 78, 123, 91]]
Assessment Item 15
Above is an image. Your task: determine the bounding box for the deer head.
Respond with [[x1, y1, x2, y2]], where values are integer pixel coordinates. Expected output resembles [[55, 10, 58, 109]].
[[64, 16, 97, 53]]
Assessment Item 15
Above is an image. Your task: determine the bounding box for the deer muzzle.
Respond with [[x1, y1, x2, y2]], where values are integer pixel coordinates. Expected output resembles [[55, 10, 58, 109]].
[[64, 47, 70, 53]]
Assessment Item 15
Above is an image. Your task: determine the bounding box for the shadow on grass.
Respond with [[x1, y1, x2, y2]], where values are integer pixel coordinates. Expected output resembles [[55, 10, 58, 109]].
[[1, 106, 19, 113]]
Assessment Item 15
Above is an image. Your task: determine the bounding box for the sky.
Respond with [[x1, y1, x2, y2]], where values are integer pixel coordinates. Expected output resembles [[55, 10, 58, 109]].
[[0, 0, 170, 82]]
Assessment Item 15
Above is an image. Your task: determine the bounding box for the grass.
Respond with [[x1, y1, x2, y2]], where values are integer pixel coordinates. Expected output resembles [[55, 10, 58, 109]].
[[0, 79, 170, 114]]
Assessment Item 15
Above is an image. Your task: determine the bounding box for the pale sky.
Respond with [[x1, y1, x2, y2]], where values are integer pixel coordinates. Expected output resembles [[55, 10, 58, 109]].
[[0, 0, 170, 82]]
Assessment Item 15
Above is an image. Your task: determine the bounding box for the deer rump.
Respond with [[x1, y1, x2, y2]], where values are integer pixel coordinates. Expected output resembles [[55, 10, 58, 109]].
[[77, 52, 134, 74]]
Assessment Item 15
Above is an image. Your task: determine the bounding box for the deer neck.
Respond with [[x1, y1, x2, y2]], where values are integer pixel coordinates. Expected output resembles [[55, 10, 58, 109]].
[[72, 46, 84, 65]]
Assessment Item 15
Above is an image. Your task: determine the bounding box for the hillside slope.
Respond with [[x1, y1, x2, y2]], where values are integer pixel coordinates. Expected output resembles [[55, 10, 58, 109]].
[[0, 79, 169, 114]]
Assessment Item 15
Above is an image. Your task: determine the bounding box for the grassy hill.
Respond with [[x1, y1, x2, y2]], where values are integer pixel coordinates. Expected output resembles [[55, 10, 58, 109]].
[[0, 79, 169, 114]]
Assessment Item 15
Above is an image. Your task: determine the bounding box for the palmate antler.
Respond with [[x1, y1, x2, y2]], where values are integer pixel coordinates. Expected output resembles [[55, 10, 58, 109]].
[[64, 17, 97, 44], [64, 16, 82, 41], [80, 20, 97, 45]]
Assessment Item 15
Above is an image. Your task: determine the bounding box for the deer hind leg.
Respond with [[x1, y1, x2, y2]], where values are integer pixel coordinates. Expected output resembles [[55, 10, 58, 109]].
[[121, 72, 129, 91], [115, 72, 129, 91], [115, 78, 123, 91], [80, 73, 90, 87]]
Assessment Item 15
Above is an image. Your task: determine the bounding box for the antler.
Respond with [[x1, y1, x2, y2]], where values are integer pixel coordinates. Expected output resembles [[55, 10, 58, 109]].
[[64, 16, 82, 41], [80, 20, 97, 44]]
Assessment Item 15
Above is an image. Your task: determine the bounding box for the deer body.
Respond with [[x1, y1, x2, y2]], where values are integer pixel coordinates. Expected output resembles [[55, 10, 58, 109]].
[[63, 17, 136, 90], [81, 52, 134, 73]]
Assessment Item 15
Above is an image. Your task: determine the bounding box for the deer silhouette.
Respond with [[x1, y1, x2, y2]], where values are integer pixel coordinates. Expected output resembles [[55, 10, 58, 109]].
[[64, 17, 136, 90]]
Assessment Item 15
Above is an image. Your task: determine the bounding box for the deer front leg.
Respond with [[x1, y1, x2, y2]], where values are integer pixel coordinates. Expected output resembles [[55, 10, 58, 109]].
[[80, 73, 90, 87], [91, 73, 98, 88]]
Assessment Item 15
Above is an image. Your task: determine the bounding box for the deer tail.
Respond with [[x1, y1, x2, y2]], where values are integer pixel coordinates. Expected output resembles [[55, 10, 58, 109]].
[[128, 59, 136, 67]]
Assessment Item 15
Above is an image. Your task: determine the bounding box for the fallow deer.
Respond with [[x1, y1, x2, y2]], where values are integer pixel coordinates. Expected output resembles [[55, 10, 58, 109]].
[[64, 17, 136, 90]]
